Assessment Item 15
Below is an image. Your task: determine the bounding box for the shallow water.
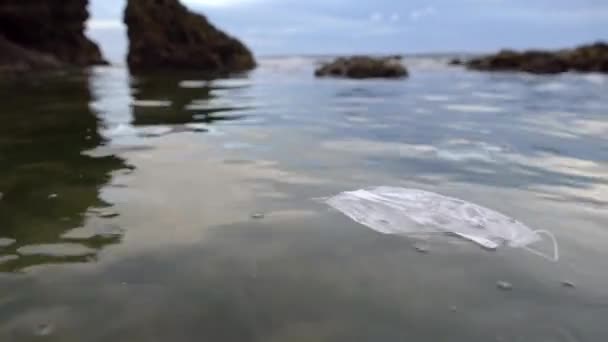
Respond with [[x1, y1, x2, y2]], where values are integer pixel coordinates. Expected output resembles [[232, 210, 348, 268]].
[[0, 57, 607, 341]]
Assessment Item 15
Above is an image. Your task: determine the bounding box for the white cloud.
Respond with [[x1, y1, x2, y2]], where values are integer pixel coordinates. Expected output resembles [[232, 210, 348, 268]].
[[370, 12, 383, 22], [371, 11, 401, 23], [184, 0, 259, 7], [87, 20, 124, 30], [498, 7, 608, 23], [410, 6, 437, 21]]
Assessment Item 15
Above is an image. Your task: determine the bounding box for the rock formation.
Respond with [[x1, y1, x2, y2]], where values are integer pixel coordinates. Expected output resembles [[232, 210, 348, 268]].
[[0, 35, 62, 72], [124, 0, 256, 73], [448, 58, 463, 66], [467, 42, 608, 74], [315, 56, 408, 79], [0, 0, 106, 71]]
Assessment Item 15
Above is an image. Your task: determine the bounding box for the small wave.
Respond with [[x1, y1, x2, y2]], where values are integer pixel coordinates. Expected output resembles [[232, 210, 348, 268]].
[[402, 56, 452, 70], [472, 92, 517, 100], [17, 243, 95, 257], [179, 80, 209, 88], [0, 255, 18, 264], [436, 140, 504, 163], [444, 104, 505, 113], [258, 56, 314, 72], [346, 116, 371, 123], [105, 123, 137, 137], [422, 95, 450, 102], [137, 126, 174, 137], [535, 82, 568, 92], [104, 124, 174, 138], [582, 74, 606, 85], [0, 238, 16, 248], [131, 100, 172, 107]]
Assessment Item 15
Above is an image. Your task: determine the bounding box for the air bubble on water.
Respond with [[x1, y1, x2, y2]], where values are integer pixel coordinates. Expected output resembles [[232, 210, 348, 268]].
[[414, 243, 429, 254], [34, 323, 55, 337], [496, 281, 513, 291], [561, 280, 576, 288], [99, 211, 120, 219]]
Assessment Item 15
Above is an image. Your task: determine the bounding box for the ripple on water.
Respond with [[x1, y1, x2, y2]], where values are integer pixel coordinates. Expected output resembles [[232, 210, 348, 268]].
[[61, 224, 123, 240], [582, 74, 606, 85], [0, 255, 18, 264], [131, 100, 172, 107], [422, 95, 450, 102], [534, 82, 568, 92], [0, 238, 16, 248], [17, 244, 95, 257], [471, 91, 517, 100], [179, 80, 209, 88], [444, 104, 505, 113]]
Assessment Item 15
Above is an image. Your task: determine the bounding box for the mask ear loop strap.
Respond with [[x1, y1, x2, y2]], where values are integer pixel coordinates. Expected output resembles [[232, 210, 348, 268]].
[[522, 230, 559, 262]]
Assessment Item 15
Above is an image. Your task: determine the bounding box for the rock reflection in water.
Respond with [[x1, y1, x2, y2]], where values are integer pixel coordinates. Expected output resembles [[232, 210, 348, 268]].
[[0, 73, 129, 272], [130, 72, 252, 127]]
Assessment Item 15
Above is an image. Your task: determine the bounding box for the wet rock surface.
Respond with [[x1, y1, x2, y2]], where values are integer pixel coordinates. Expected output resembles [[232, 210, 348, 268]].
[[0, 35, 63, 73], [0, 1, 106, 72], [124, 0, 256, 73], [467, 42, 608, 74], [315, 56, 408, 79]]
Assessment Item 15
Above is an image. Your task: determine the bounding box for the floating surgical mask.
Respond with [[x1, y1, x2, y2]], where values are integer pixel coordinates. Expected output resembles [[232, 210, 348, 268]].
[[325, 187, 558, 261]]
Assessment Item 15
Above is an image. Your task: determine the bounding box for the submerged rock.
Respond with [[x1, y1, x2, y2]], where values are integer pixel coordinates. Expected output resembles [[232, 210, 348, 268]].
[[448, 58, 463, 66], [467, 50, 568, 74], [0, 0, 107, 72], [467, 42, 608, 74], [315, 56, 408, 79], [124, 0, 256, 73]]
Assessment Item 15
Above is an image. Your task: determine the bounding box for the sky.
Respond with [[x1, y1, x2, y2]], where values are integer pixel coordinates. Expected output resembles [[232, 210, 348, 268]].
[[87, 0, 608, 63]]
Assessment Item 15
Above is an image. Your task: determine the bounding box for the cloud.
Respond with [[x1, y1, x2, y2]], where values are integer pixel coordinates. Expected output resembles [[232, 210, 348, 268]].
[[497, 7, 608, 23], [184, 0, 260, 7], [370, 12, 383, 22], [370, 11, 401, 23], [86, 0, 608, 56], [87, 20, 124, 30], [409, 6, 437, 21]]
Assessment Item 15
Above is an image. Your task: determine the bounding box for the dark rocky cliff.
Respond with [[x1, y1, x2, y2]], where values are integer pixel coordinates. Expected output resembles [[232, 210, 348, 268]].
[[0, 1, 106, 71], [124, 0, 255, 73]]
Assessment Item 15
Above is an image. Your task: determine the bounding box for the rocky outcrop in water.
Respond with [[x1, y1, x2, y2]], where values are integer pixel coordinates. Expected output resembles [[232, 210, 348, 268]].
[[315, 56, 408, 79], [0, 35, 62, 72], [124, 0, 256, 73], [0, 1, 106, 71], [467, 42, 608, 74], [448, 58, 463, 66]]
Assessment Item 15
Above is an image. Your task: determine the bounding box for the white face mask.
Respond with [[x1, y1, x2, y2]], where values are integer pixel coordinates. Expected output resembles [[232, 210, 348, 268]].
[[325, 186, 559, 261]]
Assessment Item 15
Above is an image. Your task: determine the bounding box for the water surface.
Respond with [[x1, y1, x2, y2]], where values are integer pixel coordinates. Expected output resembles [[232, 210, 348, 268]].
[[0, 57, 607, 341]]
